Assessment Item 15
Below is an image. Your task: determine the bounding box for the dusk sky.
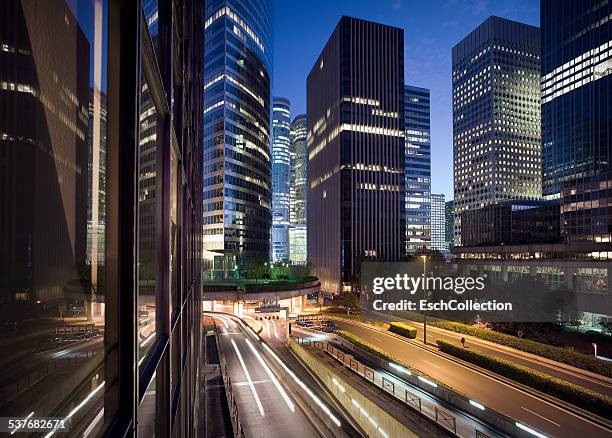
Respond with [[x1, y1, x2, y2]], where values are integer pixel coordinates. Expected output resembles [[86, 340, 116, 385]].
[[273, 0, 540, 199]]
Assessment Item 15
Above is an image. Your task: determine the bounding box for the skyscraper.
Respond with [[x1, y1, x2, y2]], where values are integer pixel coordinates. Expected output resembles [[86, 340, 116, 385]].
[[541, 0, 612, 198], [445, 200, 454, 251], [203, 0, 273, 273], [308, 16, 405, 295], [290, 114, 308, 226], [271, 97, 291, 261], [404, 85, 431, 253], [290, 114, 308, 264], [430, 194, 446, 251], [452, 16, 541, 245]]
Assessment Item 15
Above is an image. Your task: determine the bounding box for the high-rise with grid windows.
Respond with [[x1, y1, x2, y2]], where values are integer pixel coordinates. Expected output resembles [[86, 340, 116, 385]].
[[202, 0, 273, 274], [452, 16, 541, 246], [404, 85, 431, 253]]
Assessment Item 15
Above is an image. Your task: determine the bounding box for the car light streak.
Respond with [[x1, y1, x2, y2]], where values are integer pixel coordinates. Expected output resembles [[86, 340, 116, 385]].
[[516, 422, 548, 438], [389, 362, 412, 375], [469, 400, 485, 411], [245, 339, 295, 412], [417, 376, 437, 387], [11, 411, 34, 435], [44, 381, 106, 437], [262, 342, 341, 427], [231, 339, 265, 416]]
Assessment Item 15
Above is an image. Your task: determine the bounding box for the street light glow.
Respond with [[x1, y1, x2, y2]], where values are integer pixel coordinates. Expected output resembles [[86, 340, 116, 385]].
[[469, 399, 485, 410]]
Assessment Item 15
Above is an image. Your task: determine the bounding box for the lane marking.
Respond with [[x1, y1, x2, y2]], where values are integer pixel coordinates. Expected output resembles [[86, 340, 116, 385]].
[[423, 360, 441, 369], [245, 338, 295, 412], [521, 407, 561, 426], [231, 339, 265, 416], [337, 319, 611, 432]]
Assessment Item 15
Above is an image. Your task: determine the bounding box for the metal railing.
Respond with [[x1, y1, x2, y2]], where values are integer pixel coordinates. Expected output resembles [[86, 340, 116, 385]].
[[214, 322, 246, 438], [295, 336, 458, 434], [435, 406, 457, 434]]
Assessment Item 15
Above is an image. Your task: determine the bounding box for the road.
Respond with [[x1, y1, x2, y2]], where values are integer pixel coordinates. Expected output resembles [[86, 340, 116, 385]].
[[214, 314, 323, 437], [335, 319, 612, 438], [366, 310, 612, 396], [294, 326, 503, 437]]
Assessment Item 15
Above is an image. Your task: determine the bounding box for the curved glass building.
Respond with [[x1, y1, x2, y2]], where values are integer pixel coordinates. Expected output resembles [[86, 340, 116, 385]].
[[290, 114, 308, 226], [203, 0, 273, 275], [271, 97, 291, 261]]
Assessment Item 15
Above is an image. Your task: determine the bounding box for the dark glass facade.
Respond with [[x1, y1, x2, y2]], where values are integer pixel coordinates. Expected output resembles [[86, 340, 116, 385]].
[[460, 200, 561, 246], [404, 85, 431, 253], [202, 0, 273, 271], [561, 171, 612, 242], [0, 0, 204, 435], [541, 0, 612, 197], [445, 200, 455, 250], [452, 16, 541, 245], [307, 16, 405, 294]]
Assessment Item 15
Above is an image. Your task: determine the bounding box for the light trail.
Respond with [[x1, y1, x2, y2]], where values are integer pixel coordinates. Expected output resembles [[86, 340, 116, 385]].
[[245, 339, 295, 412], [10, 411, 34, 435], [231, 339, 265, 417], [261, 342, 341, 427]]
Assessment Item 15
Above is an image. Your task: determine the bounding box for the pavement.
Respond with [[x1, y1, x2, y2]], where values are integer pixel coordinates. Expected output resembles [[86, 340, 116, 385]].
[[334, 318, 612, 438], [366, 309, 612, 396]]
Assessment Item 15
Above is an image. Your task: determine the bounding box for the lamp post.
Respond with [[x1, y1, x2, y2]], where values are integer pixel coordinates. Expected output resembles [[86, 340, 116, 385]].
[[421, 255, 427, 345]]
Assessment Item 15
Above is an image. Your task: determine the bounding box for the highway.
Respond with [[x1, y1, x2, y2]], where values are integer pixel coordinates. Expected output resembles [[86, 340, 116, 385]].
[[214, 314, 341, 437], [366, 310, 612, 396], [335, 319, 612, 438], [294, 326, 503, 437]]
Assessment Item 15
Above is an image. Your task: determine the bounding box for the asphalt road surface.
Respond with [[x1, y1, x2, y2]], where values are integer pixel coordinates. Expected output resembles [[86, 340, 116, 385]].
[[335, 319, 612, 438]]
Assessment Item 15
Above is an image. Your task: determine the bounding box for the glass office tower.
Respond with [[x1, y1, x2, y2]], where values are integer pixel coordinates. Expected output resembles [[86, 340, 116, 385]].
[[541, 0, 612, 198], [445, 200, 455, 250], [203, 0, 273, 274], [0, 1, 204, 435], [308, 16, 405, 295], [430, 194, 446, 251], [404, 85, 431, 253], [290, 114, 308, 226], [452, 16, 541, 245], [271, 97, 291, 261], [290, 114, 308, 263]]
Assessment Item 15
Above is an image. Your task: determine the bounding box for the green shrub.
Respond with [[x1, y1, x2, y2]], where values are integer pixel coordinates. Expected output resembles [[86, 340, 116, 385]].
[[430, 320, 612, 378], [337, 330, 401, 363], [437, 340, 612, 419], [389, 322, 417, 339]]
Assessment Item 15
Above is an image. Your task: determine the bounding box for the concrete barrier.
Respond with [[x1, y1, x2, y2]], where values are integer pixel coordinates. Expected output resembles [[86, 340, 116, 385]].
[[290, 340, 450, 438], [336, 336, 536, 437]]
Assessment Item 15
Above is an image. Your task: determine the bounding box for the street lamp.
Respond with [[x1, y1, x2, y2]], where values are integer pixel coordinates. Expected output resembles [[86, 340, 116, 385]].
[[421, 255, 427, 345]]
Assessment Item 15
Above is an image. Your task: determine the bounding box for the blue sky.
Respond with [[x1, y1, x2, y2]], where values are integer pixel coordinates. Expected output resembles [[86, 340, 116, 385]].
[[273, 0, 539, 199]]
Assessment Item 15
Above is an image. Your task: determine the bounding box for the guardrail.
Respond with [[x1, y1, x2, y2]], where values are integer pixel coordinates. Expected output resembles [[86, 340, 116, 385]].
[[214, 322, 246, 438], [295, 336, 500, 437]]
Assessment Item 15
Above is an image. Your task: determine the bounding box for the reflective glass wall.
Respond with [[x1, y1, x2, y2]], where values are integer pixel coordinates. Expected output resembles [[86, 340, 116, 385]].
[[0, 0, 203, 435]]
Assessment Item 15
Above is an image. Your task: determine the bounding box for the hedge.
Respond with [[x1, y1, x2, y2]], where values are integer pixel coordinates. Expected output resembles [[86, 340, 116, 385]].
[[437, 340, 612, 420], [337, 330, 403, 364], [389, 322, 417, 339], [430, 320, 612, 378]]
